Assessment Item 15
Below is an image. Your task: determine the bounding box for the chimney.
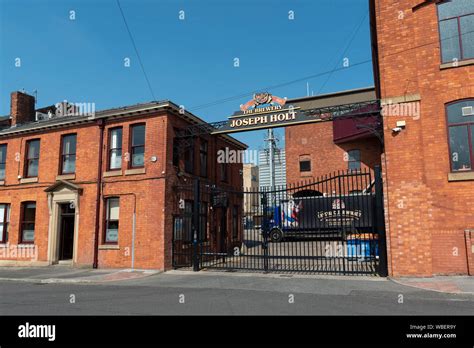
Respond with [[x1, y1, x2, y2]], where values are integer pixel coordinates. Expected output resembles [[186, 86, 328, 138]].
[[10, 91, 35, 126]]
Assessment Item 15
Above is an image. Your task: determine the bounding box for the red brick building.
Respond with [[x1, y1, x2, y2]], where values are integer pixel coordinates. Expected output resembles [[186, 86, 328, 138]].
[[0, 91, 245, 270], [285, 87, 383, 185], [370, 0, 474, 276], [285, 0, 473, 277]]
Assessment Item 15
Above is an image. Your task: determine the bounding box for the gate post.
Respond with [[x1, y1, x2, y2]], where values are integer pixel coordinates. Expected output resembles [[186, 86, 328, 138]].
[[193, 179, 201, 272], [261, 191, 269, 273], [374, 165, 388, 277]]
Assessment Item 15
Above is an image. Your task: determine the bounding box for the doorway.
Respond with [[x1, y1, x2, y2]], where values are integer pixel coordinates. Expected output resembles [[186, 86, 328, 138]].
[[59, 203, 75, 261]]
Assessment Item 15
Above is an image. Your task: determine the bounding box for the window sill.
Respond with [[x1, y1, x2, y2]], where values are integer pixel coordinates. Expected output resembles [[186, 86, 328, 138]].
[[20, 177, 38, 184], [448, 171, 474, 182], [440, 58, 474, 70], [56, 173, 75, 180], [0, 180, 4, 186], [17, 244, 36, 248], [99, 244, 120, 250], [103, 170, 122, 178], [125, 168, 146, 176]]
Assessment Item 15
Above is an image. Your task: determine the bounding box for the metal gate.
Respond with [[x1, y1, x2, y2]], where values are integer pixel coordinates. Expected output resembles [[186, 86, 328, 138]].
[[172, 166, 387, 276]]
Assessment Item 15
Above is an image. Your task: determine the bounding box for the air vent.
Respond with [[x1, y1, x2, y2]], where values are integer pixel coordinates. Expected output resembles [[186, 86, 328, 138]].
[[462, 106, 473, 117]]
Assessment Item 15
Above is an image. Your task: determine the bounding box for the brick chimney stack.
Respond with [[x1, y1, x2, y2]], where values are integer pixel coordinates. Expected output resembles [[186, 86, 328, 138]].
[[10, 91, 35, 126]]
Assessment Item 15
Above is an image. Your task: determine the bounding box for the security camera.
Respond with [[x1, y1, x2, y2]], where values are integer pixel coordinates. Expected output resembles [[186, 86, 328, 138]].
[[392, 127, 402, 133]]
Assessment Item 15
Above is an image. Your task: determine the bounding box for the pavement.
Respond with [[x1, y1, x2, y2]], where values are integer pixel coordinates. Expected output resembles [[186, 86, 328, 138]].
[[390, 276, 474, 294], [0, 265, 160, 284], [0, 266, 472, 295], [0, 268, 473, 315]]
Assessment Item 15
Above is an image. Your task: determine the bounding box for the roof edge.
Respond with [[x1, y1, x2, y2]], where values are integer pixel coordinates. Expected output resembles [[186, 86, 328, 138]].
[[287, 86, 376, 103]]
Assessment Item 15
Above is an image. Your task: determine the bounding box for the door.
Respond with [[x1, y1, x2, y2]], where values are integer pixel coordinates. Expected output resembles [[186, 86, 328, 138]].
[[59, 203, 75, 260]]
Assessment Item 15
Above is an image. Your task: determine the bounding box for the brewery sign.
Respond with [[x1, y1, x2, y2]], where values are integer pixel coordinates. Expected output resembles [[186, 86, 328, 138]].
[[211, 92, 325, 134]]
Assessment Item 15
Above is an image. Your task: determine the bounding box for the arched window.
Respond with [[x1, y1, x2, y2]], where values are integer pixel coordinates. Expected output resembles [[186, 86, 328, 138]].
[[447, 99, 474, 172], [437, 0, 474, 63]]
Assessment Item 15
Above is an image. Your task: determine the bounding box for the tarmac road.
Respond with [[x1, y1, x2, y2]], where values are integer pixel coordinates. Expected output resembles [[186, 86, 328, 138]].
[[1, 271, 473, 315]]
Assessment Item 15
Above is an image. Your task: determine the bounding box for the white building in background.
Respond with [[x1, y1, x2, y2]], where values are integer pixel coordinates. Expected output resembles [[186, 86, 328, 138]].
[[258, 149, 286, 189], [242, 163, 259, 218]]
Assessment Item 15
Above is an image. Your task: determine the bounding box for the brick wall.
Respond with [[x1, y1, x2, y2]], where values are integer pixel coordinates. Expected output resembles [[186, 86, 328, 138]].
[[286, 121, 382, 185], [374, 0, 474, 276], [163, 114, 244, 269], [0, 109, 244, 270]]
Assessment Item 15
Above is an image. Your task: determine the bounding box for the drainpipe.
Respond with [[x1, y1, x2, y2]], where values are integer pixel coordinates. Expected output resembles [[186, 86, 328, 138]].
[[93, 119, 105, 269], [132, 203, 136, 270]]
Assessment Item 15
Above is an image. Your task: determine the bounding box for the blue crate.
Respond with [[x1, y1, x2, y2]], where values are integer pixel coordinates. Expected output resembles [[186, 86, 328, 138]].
[[347, 239, 379, 258]]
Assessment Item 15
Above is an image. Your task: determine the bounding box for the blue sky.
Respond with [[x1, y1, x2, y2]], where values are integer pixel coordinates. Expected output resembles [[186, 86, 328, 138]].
[[0, 0, 374, 155]]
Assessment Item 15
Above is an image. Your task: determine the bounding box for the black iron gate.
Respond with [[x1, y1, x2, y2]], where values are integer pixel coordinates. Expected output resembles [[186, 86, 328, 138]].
[[172, 166, 387, 276]]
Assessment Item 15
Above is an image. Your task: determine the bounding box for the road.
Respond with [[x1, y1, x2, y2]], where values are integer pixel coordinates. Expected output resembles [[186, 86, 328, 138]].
[[1, 271, 473, 315]]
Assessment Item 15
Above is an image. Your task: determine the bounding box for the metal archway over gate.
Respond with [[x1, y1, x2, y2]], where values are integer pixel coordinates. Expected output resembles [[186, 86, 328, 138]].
[[172, 167, 388, 276]]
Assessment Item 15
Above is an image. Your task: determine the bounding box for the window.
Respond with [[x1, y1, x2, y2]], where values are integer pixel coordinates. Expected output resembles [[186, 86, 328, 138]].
[[174, 202, 207, 242], [130, 124, 145, 168], [105, 198, 119, 243], [173, 216, 185, 241], [447, 99, 474, 171], [108, 128, 123, 170], [20, 202, 36, 243], [437, 0, 474, 63], [220, 151, 228, 182], [220, 162, 228, 182], [0, 204, 10, 243], [200, 202, 208, 241], [232, 205, 239, 239], [184, 144, 194, 174], [25, 139, 40, 178], [173, 137, 180, 167], [0, 144, 6, 180], [199, 139, 208, 177], [348, 150, 361, 171], [60, 134, 76, 174], [299, 160, 311, 172]]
